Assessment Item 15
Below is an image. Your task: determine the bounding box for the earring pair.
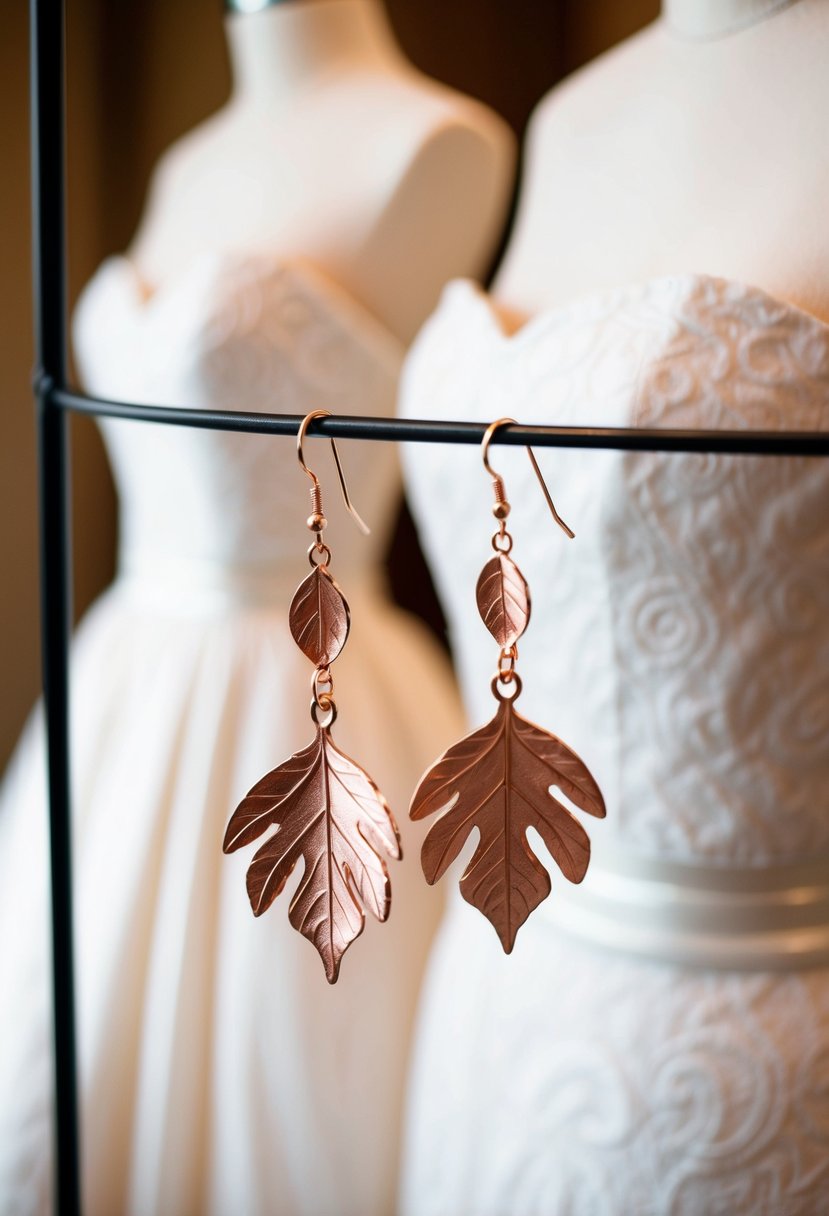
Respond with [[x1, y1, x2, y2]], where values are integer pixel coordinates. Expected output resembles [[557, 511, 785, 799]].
[[223, 413, 605, 982]]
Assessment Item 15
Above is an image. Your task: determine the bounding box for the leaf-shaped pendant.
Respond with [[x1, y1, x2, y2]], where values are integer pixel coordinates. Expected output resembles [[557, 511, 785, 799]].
[[476, 554, 531, 647], [224, 727, 401, 982], [289, 567, 350, 668], [410, 698, 605, 952]]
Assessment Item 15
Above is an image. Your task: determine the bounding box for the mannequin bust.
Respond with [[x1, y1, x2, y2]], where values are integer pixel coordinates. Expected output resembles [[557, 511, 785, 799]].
[[495, 0, 829, 322], [130, 0, 515, 343]]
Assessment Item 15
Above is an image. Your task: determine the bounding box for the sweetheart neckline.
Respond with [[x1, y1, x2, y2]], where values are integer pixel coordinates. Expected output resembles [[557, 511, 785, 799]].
[[101, 249, 326, 309], [76, 248, 406, 358], [442, 270, 829, 349]]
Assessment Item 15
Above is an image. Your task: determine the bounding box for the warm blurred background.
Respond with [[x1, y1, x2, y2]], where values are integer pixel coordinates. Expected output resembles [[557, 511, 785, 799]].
[[1, 0, 659, 769]]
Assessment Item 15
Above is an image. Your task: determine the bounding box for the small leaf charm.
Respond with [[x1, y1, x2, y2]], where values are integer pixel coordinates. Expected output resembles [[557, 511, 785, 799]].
[[224, 726, 401, 983], [410, 698, 605, 953], [289, 567, 350, 667], [476, 554, 531, 647]]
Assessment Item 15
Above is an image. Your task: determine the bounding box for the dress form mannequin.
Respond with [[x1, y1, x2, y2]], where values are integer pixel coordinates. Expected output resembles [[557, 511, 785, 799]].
[[495, 0, 829, 322], [131, 0, 515, 342], [396, 3, 829, 1210]]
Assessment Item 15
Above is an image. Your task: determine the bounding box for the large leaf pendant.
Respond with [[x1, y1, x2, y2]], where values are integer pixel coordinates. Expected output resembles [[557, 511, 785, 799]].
[[225, 724, 401, 983], [225, 533, 400, 982], [410, 694, 605, 952]]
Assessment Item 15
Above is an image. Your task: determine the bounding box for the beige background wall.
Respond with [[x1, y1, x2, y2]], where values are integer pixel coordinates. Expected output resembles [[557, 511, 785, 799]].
[[0, 0, 658, 769]]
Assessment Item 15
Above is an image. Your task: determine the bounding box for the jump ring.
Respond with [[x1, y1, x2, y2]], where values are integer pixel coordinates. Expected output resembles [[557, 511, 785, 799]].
[[310, 697, 337, 728], [308, 541, 332, 568], [491, 673, 523, 702]]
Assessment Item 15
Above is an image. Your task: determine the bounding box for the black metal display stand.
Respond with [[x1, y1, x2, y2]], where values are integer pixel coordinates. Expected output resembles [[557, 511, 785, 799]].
[[28, 1, 829, 1212]]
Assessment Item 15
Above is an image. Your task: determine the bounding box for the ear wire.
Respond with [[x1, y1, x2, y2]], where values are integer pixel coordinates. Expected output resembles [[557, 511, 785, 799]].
[[296, 409, 371, 536], [481, 416, 575, 540]]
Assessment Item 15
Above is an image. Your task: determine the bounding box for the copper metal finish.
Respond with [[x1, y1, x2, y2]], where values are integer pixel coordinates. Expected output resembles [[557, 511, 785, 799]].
[[408, 417, 605, 952], [310, 481, 324, 518], [526, 446, 575, 539], [224, 411, 397, 982], [289, 566, 350, 667], [411, 691, 605, 952], [490, 474, 509, 516], [224, 725, 401, 983], [482, 416, 576, 540], [297, 408, 370, 536], [475, 553, 531, 648], [308, 540, 333, 568], [496, 645, 518, 683]]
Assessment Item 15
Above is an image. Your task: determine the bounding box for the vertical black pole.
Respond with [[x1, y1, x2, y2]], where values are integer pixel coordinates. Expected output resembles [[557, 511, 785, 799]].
[[30, 0, 81, 1212]]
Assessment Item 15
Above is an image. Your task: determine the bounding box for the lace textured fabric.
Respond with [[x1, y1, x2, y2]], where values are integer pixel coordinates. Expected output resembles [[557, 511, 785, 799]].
[[399, 273, 829, 1216]]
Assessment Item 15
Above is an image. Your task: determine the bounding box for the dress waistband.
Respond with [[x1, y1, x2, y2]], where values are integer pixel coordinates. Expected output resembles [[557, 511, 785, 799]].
[[544, 848, 829, 971]]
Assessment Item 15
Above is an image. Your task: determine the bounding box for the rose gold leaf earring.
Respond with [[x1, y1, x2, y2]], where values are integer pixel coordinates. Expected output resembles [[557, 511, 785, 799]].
[[410, 418, 606, 953], [224, 410, 401, 983]]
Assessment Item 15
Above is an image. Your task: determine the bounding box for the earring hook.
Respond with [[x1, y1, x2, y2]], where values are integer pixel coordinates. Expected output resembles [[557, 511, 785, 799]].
[[481, 417, 575, 539], [297, 410, 370, 536]]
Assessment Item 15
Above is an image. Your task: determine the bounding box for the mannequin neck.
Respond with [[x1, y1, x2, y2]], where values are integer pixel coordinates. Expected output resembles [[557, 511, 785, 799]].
[[664, 0, 801, 38], [226, 0, 404, 105]]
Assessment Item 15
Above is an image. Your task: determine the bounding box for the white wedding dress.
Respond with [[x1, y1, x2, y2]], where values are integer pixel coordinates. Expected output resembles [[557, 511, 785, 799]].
[[399, 273, 829, 1215], [0, 253, 463, 1216]]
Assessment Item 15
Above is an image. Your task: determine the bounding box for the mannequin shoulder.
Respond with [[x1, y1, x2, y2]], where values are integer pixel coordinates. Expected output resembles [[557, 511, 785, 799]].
[[523, 23, 661, 159], [528, 3, 829, 151], [351, 75, 517, 340], [341, 68, 516, 212], [129, 106, 243, 259], [369, 70, 515, 157], [144, 70, 514, 190], [379, 72, 516, 209]]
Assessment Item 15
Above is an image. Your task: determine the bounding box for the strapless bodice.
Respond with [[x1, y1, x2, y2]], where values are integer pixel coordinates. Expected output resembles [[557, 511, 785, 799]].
[[400, 273, 829, 878], [73, 254, 404, 584]]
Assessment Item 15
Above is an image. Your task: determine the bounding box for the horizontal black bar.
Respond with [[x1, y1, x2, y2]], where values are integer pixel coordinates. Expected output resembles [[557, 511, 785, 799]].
[[52, 385, 829, 456]]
